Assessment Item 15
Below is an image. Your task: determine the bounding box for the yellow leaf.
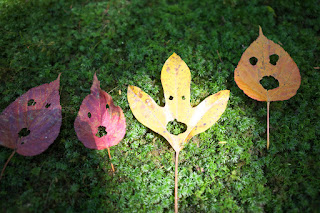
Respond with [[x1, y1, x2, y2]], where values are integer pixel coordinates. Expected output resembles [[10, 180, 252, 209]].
[[127, 53, 229, 153]]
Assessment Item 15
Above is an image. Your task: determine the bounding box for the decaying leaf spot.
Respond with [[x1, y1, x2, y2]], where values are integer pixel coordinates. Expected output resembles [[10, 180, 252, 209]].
[[166, 119, 187, 135], [234, 26, 301, 102], [18, 128, 30, 138], [260, 76, 279, 90], [28, 99, 36, 106], [269, 54, 279, 65], [74, 73, 126, 150], [96, 126, 107, 138], [0, 74, 62, 156], [128, 53, 230, 152]]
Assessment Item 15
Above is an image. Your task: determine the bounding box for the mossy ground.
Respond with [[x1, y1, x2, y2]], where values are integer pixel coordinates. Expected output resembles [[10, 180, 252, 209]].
[[0, 0, 319, 212]]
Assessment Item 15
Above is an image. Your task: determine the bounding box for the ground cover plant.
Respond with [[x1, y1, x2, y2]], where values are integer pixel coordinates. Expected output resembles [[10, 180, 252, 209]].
[[0, 0, 319, 212]]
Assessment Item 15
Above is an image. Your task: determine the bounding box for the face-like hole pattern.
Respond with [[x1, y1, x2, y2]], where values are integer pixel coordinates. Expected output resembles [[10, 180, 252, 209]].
[[166, 119, 187, 135], [249, 57, 258, 65], [269, 54, 279, 65], [96, 126, 107, 138], [260, 76, 279, 90], [18, 128, 30, 144], [28, 99, 36, 106]]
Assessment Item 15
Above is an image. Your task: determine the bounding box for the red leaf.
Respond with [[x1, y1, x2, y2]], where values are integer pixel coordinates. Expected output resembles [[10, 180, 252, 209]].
[[0, 74, 62, 156], [74, 73, 126, 150]]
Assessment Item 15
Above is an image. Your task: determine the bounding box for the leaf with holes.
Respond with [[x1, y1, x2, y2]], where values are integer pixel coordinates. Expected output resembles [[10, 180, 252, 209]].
[[0, 74, 62, 180], [74, 73, 126, 172], [234, 26, 301, 102], [127, 53, 229, 212], [234, 26, 301, 149]]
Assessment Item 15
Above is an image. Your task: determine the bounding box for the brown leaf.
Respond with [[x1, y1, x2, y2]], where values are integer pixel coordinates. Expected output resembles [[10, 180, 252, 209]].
[[234, 26, 301, 102]]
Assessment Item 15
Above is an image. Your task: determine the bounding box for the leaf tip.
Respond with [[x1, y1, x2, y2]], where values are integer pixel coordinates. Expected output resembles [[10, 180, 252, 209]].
[[171, 52, 178, 57], [91, 73, 101, 94], [127, 85, 135, 92], [221, 90, 230, 99], [259, 25, 263, 36]]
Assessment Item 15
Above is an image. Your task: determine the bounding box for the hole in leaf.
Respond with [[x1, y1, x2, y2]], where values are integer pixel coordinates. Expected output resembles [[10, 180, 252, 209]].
[[269, 54, 279, 65], [249, 57, 258, 65], [28, 99, 36, 106], [182, 96, 185, 100], [106, 104, 109, 109], [166, 119, 187, 135], [45, 103, 51, 108], [169, 96, 173, 100], [96, 126, 107, 138], [18, 128, 30, 138], [260, 76, 279, 90], [88, 112, 91, 118]]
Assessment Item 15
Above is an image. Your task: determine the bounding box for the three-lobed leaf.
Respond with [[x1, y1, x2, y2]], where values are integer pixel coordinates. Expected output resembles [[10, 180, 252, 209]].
[[128, 53, 230, 153]]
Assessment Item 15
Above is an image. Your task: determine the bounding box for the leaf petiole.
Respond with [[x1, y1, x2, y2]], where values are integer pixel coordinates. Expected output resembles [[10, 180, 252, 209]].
[[267, 101, 270, 150], [175, 151, 179, 213], [107, 147, 115, 173], [0, 150, 16, 182]]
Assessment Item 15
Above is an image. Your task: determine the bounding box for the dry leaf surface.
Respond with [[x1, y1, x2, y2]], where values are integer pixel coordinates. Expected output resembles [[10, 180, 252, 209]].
[[0, 74, 62, 156], [234, 27, 301, 102], [128, 53, 229, 152]]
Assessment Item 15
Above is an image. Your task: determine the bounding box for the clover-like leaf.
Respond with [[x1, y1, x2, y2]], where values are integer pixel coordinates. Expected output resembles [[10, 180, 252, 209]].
[[74, 73, 126, 172], [0, 74, 62, 180], [234, 26, 301, 149], [127, 53, 229, 212]]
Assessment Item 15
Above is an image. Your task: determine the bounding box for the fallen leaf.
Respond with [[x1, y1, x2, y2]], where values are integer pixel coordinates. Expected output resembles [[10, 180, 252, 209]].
[[0, 74, 62, 156], [127, 53, 229, 212], [74, 73, 126, 172], [128, 53, 229, 153], [74, 73, 126, 150], [234, 26, 301, 102], [234, 26, 301, 149]]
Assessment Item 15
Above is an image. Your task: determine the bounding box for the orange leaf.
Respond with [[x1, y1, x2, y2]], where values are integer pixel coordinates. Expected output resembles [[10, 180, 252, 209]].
[[234, 26, 301, 102]]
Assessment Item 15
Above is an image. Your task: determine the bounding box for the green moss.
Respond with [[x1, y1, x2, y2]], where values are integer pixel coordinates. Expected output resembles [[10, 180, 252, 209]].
[[0, 0, 319, 212]]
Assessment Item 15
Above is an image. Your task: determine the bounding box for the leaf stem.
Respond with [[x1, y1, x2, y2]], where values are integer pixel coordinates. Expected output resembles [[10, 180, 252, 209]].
[[175, 151, 179, 213], [267, 101, 270, 150], [107, 147, 115, 173], [0, 150, 16, 182]]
